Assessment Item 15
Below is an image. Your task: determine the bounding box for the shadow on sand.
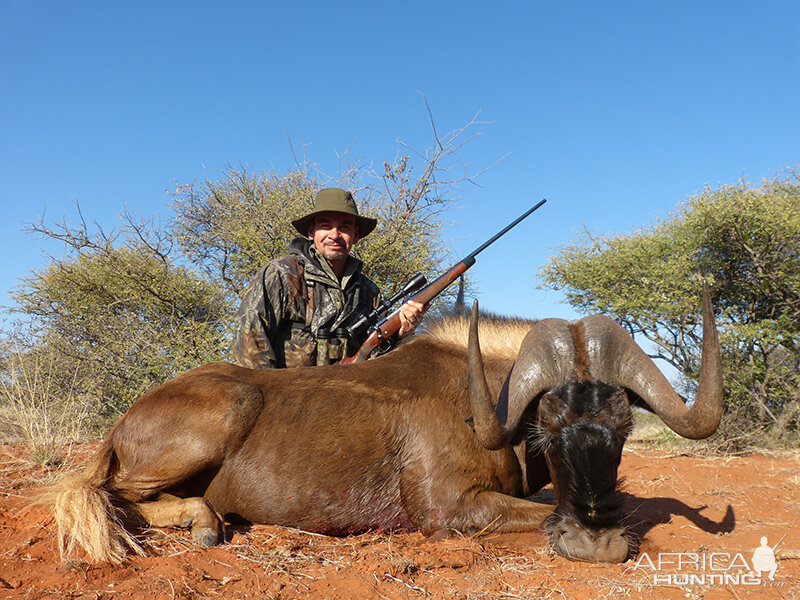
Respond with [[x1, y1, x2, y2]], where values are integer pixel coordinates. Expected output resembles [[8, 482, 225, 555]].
[[623, 493, 736, 543]]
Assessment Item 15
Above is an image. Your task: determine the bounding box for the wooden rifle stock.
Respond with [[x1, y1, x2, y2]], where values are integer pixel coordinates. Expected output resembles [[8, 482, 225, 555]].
[[339, 199, 547, 365]]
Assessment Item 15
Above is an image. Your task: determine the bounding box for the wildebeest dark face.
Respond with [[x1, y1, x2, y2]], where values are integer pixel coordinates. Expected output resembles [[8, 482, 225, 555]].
[[536, 380, 633, 563]]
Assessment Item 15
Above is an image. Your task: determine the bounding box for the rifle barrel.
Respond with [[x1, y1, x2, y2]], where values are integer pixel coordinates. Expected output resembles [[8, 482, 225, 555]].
[[466, 199, 546, 260], [339, 197, 548, 365]]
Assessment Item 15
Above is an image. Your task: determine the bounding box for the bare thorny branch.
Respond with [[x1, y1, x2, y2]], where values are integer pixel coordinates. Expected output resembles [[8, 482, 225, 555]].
[[25, 200, 117, 257]]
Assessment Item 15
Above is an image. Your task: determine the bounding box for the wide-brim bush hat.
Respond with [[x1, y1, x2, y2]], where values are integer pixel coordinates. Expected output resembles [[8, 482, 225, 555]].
[[292, 188, 378, 238]]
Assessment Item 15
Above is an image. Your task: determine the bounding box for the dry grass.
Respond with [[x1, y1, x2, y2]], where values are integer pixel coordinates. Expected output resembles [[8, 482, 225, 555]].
[[0, 345, 91, 467]]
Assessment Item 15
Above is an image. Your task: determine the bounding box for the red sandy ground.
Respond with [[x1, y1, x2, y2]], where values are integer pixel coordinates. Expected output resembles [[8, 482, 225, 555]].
[[0, 443, 797, 600]]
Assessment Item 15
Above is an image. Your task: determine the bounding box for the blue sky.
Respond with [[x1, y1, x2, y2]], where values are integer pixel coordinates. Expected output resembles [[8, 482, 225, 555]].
[[2, 1, 798, 322]]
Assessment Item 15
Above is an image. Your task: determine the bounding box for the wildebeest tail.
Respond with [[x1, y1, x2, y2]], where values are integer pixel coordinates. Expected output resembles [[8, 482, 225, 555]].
[[46, 437, 145, 564]]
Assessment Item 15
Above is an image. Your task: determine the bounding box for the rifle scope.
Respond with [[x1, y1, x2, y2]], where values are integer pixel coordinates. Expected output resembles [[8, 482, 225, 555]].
[[345, 272, 428, 340]]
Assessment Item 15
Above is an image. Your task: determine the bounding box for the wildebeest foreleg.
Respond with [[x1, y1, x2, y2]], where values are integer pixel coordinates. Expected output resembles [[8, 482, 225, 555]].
[[126, 493, 223, 547], [424, 491, 554, 536]]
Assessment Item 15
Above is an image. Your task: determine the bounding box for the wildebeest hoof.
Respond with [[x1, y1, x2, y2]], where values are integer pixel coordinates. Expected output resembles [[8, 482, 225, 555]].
[[193, 527, 219, 547]]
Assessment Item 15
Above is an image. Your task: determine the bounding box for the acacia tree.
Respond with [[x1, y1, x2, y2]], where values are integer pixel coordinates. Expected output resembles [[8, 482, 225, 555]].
[[542, 170, 800, 446], [10, 209, 230, 416]]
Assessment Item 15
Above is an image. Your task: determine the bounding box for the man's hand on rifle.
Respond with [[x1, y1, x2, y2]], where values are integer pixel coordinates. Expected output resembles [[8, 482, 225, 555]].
[[398, 300, 428, 337]]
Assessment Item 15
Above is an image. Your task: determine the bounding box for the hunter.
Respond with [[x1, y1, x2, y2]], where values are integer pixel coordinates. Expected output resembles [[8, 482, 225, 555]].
[[233, 187, 427, 369]]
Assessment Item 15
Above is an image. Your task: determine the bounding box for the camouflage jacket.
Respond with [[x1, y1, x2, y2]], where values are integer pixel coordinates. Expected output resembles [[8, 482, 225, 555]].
[[232, 238, 382, 369]]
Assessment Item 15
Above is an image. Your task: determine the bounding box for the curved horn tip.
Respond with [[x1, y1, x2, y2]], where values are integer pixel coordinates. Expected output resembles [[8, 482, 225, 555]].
[[637, 277, 723, 439], [469, 300, 480, 333]]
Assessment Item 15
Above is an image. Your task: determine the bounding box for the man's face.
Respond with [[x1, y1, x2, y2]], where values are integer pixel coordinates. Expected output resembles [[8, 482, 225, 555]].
[[308, 211, 360, 263]]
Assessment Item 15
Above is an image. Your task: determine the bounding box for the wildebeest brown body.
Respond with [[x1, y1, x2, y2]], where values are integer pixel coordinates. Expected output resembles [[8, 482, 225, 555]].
[[53, 287, 723, 564], [202, 344, 523, 534], [97, 335, 543, 544]]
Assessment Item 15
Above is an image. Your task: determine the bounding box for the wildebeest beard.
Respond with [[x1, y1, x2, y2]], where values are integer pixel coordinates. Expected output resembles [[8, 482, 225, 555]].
[[554, 421, 626, 526]]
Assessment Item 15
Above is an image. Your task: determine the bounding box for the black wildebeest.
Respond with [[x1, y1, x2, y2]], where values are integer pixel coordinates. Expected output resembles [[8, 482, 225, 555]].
[[52, 285, 722, 564]]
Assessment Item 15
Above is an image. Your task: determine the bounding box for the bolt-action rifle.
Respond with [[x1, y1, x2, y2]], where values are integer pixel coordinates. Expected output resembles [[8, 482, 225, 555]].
[[339, 199, 547, 365]]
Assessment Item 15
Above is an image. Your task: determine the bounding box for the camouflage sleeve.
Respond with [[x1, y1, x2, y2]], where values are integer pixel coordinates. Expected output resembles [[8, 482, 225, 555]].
[[232, 262, 286, 369]]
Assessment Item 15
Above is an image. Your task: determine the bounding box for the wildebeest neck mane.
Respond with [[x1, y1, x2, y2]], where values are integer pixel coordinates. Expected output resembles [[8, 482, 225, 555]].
[[421, 312, 537, 362]]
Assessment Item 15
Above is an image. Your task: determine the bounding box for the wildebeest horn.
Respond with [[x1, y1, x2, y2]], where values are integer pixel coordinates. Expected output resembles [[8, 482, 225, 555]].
[[467, 301, 507, 449], [580, 282, 724, 439], [468, 283, 724, 447], [468, 301, 570, 449]]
